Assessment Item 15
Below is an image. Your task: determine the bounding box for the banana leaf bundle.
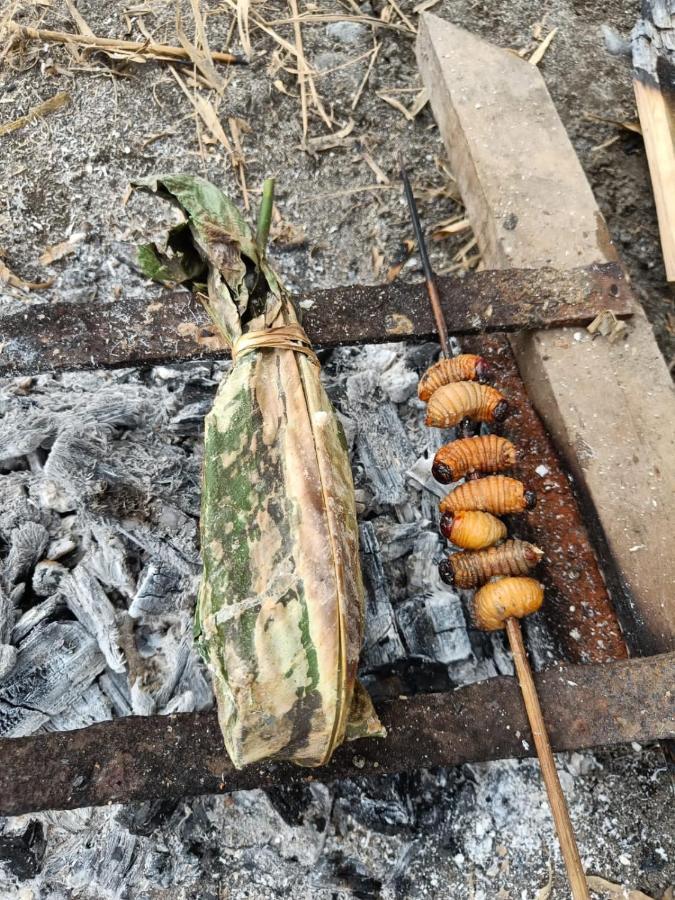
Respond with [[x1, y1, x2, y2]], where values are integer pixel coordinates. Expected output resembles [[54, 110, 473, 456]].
[[134, 175, 384, 768]]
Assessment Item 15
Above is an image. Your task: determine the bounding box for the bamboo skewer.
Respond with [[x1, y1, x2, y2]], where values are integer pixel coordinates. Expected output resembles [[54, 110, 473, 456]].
[[506, 618, 589, 899], [400, 160, 590, 900], [6, 22, 244, 65]]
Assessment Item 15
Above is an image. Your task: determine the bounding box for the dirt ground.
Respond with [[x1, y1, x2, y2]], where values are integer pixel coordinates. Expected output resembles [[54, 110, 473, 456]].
[[0, 1, 673, 899]]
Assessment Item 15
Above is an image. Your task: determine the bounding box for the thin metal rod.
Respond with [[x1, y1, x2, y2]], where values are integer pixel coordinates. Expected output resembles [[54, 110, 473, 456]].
[[506, 618, 590, 899], [399, 160, 451, 357], [400, 159, 589, 898]]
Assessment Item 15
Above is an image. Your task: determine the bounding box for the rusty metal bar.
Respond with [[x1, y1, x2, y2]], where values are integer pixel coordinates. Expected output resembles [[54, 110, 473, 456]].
[[1, 653, 671, 817], [0, 263, 631, 377], [468, 335, 629, 664]]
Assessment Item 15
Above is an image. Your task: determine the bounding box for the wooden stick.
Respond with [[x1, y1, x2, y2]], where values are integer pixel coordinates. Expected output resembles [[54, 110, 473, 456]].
[[506, 617, 590, 899], [399, 160, 451, 357], [400, 157, 590, 899], [7, 22, 243, 65]]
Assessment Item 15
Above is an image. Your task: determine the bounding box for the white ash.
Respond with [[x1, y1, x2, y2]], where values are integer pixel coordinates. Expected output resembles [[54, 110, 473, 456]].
[[0, 342, 564, 738], [0, 346, 670, 897]]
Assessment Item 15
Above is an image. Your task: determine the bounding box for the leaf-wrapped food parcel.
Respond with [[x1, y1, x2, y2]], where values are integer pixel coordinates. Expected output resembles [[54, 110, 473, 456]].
[[133, 175, 384, 768]]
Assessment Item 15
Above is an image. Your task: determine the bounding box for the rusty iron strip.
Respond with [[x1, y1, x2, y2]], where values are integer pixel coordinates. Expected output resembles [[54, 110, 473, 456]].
[[1, 654, 672, 817], [467, 335, 629, 664], [0, 263, 631, 377]]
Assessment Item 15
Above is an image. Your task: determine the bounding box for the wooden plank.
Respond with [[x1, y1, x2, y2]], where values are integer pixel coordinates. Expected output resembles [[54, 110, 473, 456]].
[[634, 79, 675, 280], [0, 653, 672, 817], [632, 1, 675, 280], [417, 15, 675, 656], [0, 264, 630, 377]]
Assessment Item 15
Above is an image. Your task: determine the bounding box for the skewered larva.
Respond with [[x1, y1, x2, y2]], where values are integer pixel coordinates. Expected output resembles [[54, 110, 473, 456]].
[[425, 382, 509, 429], [418, 354, 492, 402], [439, 539, 543, 589], [473, 577, 545, 631], [440, 475, 536, 516], [432, 434, 516, 484], [439, 510, 507, 550]]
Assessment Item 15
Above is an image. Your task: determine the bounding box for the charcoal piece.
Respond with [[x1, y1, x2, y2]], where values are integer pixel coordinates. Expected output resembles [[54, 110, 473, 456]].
[[169, 399, 212, 435], [160, 690, 195, 714], [397, 593, 471, 665], [130, 678, 156, 715], [35, 478, 76, 513], [155, 628, 192, 708], [61, 566, 126, 673], [265, 782, 318, 827], [129, 560, 185, 618], [0, 821, 46, 879], [44, 429, 115, 503], [490, 632, 514, 676], [115, 799, 179, 837], [99, 671, 133, 716], [119, 521, 201, 578], [0, 410, 57, 463], [379, 357, 419, 404], [358, 522, 406, 671], [332, 779, 413, 836], [406, 454, 450, 499], [12, 595, 65, 643], [0, 477, 44, 537], [177, 651, 213, 711], [0, 644, 17, 679], [32, 560, 68, 598], [347, 373, 416, 507], [0, 621, 105, 737], [405, 531, 445, 593], [45, 682, 113, 731], [312, 851, 382, 900], [4, 521, 49, 584], [45, 535, 78, 560], [0, 585, 13, 644], [372, 520, 427, 562], [85, 529, 135, 598]]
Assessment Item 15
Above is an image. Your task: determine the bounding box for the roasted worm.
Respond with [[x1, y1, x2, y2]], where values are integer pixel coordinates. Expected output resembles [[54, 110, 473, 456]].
[[439, 509, 507, 550], [439, 539, 543, 589], [473, 577, 545, 631], [432, 434, 516, 484], [418, 354, 492, 402], [440, 475, 536, 516], [425, 382, 509, 429]]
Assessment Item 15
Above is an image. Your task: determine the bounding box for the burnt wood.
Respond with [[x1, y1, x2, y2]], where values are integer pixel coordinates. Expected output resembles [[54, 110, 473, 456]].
[[0, 263, 631, 376], [1, 653, 672, 817]]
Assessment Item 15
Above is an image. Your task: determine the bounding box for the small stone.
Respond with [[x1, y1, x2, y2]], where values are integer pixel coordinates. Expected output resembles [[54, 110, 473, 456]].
[[326, 21, 368, 44]]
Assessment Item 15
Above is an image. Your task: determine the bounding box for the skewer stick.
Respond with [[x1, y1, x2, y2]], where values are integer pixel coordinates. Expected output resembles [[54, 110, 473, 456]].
[[400, 159, 590, 899], [399, 160, 451, 358], [506, 618, 589, 899]]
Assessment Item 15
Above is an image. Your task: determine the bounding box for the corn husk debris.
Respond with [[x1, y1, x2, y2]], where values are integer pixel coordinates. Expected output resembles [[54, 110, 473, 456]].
[[134, 175, 384, 768]]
